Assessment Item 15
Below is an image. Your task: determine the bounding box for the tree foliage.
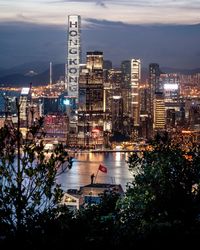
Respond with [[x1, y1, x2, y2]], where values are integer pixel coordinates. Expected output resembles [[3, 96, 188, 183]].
[[2, 120, 200, 249], [0, 117, 71, 240], [117, 136, 200, 247]]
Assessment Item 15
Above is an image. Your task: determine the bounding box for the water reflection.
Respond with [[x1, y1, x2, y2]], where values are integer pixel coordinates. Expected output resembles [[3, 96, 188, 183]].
[[57, 152, 133, 192]]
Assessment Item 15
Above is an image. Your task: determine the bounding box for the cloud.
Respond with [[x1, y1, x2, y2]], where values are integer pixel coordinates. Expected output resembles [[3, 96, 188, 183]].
[[96, 1, 106, 8], [112, 0, 200, 8], [84, 18, 127, 29], [16, 13, 28, 21], [1, 0, 200, 26], [60, 0, 107, 8], [1, 0, 200, 61], [48, 0, 200, 6], [57, 0, 108, 3]]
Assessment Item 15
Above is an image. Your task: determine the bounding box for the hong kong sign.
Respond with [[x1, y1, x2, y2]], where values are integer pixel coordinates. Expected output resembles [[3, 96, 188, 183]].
[[67, 15, 81, 101]]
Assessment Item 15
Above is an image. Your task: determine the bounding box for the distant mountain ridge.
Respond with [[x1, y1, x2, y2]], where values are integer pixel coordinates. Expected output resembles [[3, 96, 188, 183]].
[[0, 61, 52, 77], [0, 62, 65, 87], [0, 62, 200, 87]]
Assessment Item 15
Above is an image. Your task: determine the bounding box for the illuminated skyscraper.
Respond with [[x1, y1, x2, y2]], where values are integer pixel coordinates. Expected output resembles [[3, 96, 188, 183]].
[[85, 51, 104, 111], [162, 73, 182, 129], [131, 59, 141, 127], [66, 15, 81, 102], [86, 51, 103, 71], [65, 15, 81, 146], [154, 93, 165, 130], [149, 63, 160, 117], [148, 63, 165, 133], [77, 51, 104, 148], [19, 87, 31, 121]]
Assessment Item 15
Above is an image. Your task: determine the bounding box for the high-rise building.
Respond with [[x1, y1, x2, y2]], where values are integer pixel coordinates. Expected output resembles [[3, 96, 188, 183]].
[[0, 91, 20, 117], [77, 51, 104, 148], [161, 73, 181, 130], [111, 96, 123, 134], [65, 15, 81, 146], [162, 73, 180, 102], [148, 63, 166, 133], [121, 60, 131, 88], [149, 63, 160, 117], [66, 15, 81, 102], [166, 109, 176, 128], [44, 114, 68, 144], [189, 103, 200, 130], [108, 69, 122, 90], [154, 93, 165, 130], [19, 87, 40, 128], [85, 51, 104, 110], [19, 87, 31, 121], [139, 87, 151, 139], [39, 96, 59, 115], [86, 51, 103, 71], [130, 59, 141, 127]]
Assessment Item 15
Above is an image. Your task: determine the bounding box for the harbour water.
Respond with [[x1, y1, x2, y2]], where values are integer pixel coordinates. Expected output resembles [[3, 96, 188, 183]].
[[57, 151, 133, 192]]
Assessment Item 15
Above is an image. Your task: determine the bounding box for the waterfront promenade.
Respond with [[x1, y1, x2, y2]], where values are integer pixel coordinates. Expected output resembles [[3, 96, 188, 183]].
[[67, 148, 147, 156]]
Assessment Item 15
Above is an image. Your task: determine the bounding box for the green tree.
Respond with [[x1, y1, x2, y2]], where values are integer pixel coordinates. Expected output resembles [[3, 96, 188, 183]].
[[0, 113, 71, 242], [117, 138, 200, 248]]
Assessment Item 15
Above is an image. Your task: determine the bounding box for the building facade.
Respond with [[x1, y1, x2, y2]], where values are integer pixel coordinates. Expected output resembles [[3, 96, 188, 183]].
[[130, 59, 141, 127], [149, 63, 160, 118], [66, 15, 81, 102], [77, 51, 105, 148]]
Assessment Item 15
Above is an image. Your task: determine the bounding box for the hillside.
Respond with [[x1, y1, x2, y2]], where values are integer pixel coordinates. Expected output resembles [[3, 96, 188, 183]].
[[0, 63, 65, 87]]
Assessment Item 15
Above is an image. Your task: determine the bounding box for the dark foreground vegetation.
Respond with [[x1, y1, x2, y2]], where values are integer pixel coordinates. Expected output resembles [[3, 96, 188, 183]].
[[1, 117, 200, 249]]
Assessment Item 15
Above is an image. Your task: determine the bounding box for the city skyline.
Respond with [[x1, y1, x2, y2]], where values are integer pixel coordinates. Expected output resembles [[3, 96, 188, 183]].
[[0, 0, 200, 69]]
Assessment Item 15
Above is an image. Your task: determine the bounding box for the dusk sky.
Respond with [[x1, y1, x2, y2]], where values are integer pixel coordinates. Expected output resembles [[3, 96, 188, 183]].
[[0, 0, 200, 69]]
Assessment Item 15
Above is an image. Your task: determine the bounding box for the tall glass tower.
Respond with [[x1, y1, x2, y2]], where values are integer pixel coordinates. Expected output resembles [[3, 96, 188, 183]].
[[149, 63, 160, 117], [131, 59, 141, 127], [66, 15, 81, 104]]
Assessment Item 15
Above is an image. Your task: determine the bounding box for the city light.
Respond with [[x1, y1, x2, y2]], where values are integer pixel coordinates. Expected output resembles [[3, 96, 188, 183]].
[[164, 83, 179, 90], [63, 99, 70, 105], [21, 87, 30, 95]]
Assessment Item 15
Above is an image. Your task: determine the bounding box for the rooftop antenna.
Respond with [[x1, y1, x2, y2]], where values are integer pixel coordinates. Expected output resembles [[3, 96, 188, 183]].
[[50, 61, 52, 91]]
